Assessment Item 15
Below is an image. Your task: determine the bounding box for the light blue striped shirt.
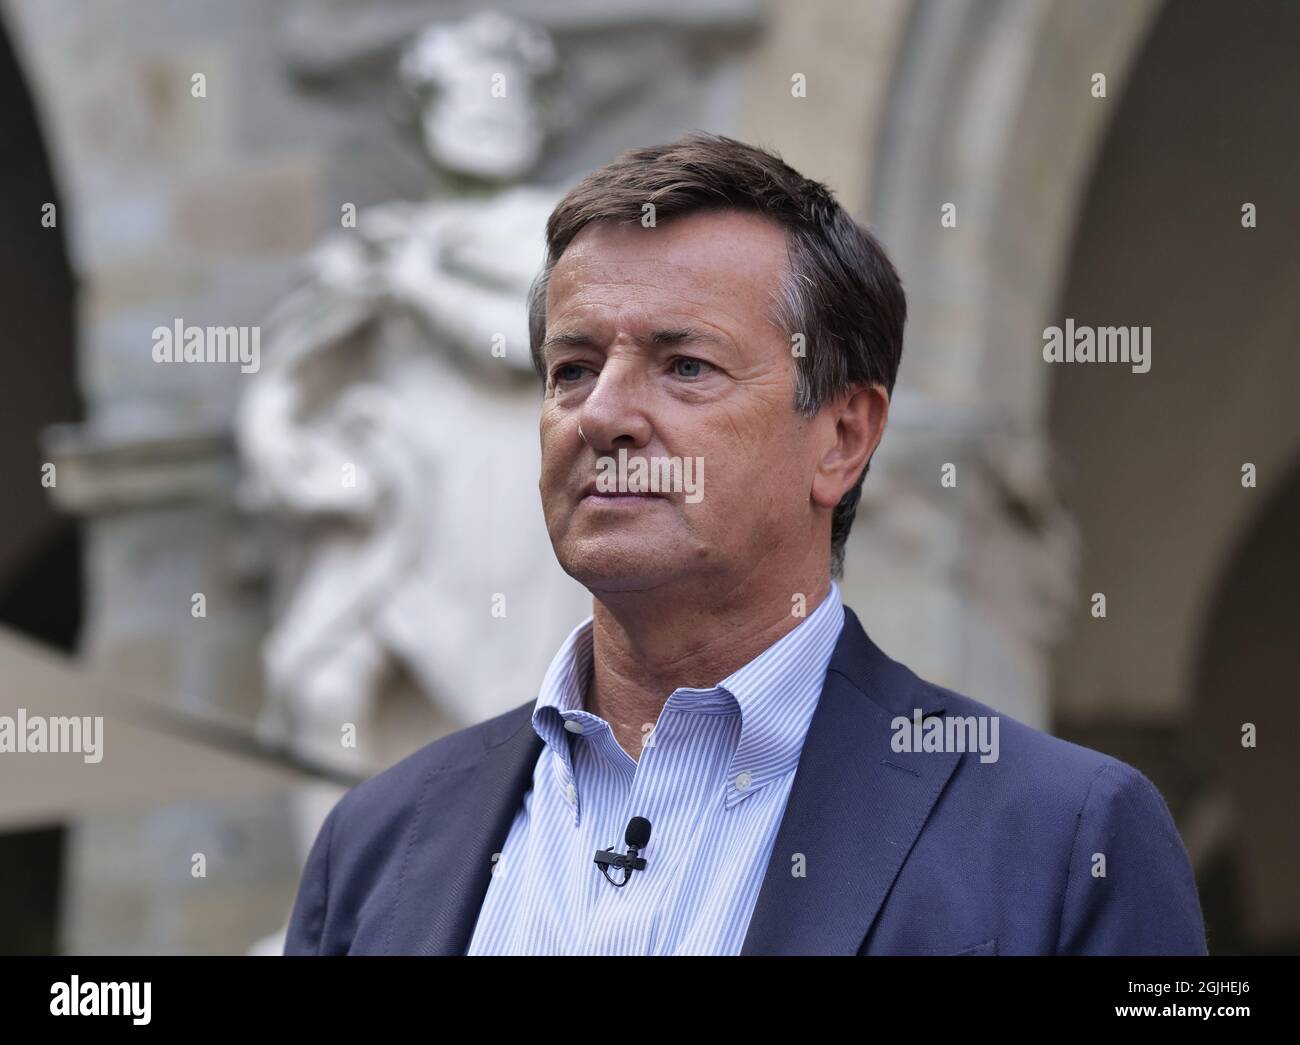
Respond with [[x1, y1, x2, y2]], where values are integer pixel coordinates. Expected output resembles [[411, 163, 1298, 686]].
[[466, 581, 845, 955]]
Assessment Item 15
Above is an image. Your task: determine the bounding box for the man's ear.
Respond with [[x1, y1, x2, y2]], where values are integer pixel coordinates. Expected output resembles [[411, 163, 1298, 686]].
[[810, 383, 889, 509]]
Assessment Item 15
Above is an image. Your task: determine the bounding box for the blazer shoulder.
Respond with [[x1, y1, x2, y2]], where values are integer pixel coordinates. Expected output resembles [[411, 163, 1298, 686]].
[[923, 680, 1205, 953], [834, 610, 1157, 809], [923, 679, 1168, 814]]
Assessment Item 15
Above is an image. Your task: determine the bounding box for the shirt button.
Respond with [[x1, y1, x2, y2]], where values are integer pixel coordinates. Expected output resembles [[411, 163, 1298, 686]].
[[735, 771, 752, 791], [565, 783, 577, 804], [564, 719, 584, 734]]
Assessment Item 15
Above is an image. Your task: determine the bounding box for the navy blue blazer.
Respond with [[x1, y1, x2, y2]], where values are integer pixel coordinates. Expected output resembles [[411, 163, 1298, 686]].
[[284, 606, 1208, 955]]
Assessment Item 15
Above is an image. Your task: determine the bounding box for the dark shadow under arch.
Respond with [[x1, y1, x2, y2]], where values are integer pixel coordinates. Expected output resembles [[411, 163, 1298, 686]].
[[0, 12, 81, 956], [1188, 457, 1300, 954]]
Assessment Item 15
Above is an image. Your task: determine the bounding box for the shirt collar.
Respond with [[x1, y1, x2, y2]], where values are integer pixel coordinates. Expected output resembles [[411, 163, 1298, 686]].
[[531, 615, 596, 778], [530, 582, 846, 808]]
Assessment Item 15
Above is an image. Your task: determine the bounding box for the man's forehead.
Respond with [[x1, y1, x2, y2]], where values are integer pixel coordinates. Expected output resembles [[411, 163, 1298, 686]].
[[549, 210, 789, 296]]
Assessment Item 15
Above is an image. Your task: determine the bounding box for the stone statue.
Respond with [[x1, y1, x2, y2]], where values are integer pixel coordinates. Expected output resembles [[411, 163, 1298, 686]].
[[236, 11, 589, 778]]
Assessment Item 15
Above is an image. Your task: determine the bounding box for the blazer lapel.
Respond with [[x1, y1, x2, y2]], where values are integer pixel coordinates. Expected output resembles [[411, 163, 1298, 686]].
[[384, 702, 544, 955], [741, 607, 960, 955]]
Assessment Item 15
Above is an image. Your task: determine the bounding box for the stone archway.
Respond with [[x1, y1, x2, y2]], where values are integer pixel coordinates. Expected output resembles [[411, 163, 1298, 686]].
[[852, 0, 1161, 727], [1047, 0, 1300, 726], [871, 0, 1162, 425], [1045, 0, 1300, 954]]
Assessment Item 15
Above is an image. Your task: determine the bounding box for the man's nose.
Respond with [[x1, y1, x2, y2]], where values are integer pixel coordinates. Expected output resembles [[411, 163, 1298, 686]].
[[577, 358, 652, 449]]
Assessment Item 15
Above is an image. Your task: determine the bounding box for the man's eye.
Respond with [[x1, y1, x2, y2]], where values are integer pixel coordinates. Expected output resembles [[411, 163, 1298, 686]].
[[553, 363, 588, 384], [671, 357, 711, 379]]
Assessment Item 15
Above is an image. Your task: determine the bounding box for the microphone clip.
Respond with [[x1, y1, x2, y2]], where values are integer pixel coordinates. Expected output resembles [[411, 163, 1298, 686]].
[[593, 844, 647, 887], [593, 816, 652, 887]]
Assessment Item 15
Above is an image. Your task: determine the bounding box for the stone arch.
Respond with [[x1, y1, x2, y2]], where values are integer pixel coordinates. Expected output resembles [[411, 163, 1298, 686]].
[[1047, 0, 1300, 727], [851, 0, 1161, 728], [1044, 0, 1300, 954], [870, 0, 1162, 428]]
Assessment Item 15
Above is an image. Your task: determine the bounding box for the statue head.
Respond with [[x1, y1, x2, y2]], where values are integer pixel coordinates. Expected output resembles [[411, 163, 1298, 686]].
[[398, 11, 557, 183]]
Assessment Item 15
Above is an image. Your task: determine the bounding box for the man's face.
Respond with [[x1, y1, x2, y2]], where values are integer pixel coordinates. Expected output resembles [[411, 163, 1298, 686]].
[[538, 209, 829, 595]]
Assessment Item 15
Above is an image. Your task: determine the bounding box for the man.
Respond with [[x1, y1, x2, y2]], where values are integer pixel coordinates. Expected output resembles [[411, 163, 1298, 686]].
[[283, 132, 1207, 955]]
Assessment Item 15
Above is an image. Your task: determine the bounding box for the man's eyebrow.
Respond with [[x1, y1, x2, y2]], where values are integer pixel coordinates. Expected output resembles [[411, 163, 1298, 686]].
[[541, 331, 596, 354], [640, 327, 725, 347]]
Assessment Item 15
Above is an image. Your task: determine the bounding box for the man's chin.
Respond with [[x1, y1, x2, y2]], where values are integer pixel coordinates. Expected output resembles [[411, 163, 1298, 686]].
[[554, 543, 690, 595]]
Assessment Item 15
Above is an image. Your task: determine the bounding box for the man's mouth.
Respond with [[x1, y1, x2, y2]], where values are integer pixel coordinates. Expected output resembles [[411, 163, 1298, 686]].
[[579, 480, 667, 503], [580, 490, 665, 501]]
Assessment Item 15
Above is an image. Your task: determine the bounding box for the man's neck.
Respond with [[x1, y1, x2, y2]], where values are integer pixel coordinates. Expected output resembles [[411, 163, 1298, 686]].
[[585, 574, 832, 761]]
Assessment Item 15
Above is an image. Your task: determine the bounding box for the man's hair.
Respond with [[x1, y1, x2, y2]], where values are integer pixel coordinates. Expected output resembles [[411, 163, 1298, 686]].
[[528, 131, 907, 579]]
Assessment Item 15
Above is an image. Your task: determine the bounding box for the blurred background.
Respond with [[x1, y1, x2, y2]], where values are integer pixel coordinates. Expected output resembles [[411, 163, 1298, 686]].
[[0, 0, 1296, 955]]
